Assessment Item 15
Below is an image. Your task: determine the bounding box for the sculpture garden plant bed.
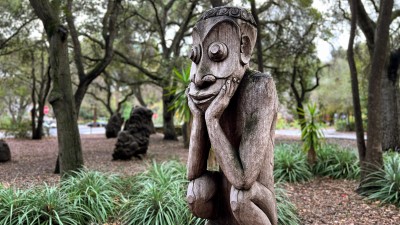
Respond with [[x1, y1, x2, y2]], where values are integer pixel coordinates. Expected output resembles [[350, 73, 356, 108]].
[[0, 134, 399, 224]]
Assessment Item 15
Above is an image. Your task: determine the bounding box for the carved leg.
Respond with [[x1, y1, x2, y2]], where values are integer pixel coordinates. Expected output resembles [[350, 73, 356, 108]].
[[230, 182, 277, 225], [187, 172, 218, 219]]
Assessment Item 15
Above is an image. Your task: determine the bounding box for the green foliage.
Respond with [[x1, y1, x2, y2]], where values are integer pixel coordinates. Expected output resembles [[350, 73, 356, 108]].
[[0, 161, 301, 224], [275, 182, 301, 225], [335, 119, 355, 132], [313, 145, 360, 180], [4, 120, 31, 139], [0, 188, 26, 224], [19, 185, 84, 225], [120, 161, 204, 225], [360, 153, 400, 207], [299, 103, 325, 154], [276, 116, 301, 130], [60, 170, 124, 224], [167, 66, 191, 123], [274, 144, 313, 183]]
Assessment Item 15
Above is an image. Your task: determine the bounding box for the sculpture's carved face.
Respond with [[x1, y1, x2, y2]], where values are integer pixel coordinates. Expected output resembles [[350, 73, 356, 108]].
[[188, 18, 251, 112]]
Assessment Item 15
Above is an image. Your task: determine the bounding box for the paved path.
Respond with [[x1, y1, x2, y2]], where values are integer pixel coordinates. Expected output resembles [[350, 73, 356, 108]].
[[276, 128, 366, 140], [1, 127, 364, 140]]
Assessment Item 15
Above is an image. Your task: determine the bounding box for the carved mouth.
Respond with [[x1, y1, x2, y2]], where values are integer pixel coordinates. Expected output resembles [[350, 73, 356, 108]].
[[190, 93, 216, 107]]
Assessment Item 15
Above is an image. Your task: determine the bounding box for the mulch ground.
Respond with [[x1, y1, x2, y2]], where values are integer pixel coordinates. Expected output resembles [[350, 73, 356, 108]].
[[1, 133, 399, 224]]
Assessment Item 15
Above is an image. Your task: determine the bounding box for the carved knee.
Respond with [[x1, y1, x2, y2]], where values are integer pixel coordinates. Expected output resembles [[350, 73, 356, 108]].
[[187, 173, 217, 219]]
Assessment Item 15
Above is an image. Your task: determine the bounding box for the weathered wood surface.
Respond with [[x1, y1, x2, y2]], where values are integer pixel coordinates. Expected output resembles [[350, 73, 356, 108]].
[[186, 6, 278, 225]]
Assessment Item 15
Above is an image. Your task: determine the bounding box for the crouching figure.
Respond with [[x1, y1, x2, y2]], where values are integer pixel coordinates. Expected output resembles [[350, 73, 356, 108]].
[[186, 6, 279, 225]]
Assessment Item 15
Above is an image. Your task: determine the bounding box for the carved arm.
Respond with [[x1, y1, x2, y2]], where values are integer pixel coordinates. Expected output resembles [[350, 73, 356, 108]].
[[206, 77, 278, 190]]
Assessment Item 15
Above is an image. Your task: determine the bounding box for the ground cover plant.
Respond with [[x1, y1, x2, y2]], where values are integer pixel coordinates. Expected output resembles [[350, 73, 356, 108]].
[[0, 160, 300, 225], [274, 143, 360, 182], [312, 144, 360, 179], [274, 144, 313, 183], [361, 152, 400, 207]]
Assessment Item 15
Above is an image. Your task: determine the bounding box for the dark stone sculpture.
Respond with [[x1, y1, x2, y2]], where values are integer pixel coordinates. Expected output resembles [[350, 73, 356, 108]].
[[186, 6, 278, 225], [0, 140, 11, 162], [112, 106, 155, 160], [105, 112, 124, 138]]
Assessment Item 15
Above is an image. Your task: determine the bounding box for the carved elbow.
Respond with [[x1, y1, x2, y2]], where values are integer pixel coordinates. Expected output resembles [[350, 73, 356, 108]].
[[231, 178, 253, 190], [242, 180, 254, 190]]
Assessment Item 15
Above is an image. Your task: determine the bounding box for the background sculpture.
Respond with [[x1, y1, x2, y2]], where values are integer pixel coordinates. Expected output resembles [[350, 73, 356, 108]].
[[0, 140, 11, 162], [186, 6, 278, 225], [112, 106, 155, 160], [106, 112, 124, 138]]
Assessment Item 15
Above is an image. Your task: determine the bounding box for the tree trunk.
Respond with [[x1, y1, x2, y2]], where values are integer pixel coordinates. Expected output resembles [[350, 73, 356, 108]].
[[296, 102, 306, 131], [49, 27, 83, 176], [307, 146, 317, 165], [162, 88, 178, 140], [249, 0, 264, 72], [30, 0, 84, 176], [363, 0, 393, 180], [381, 50, 400, 151], [31, 49, 38, 139]]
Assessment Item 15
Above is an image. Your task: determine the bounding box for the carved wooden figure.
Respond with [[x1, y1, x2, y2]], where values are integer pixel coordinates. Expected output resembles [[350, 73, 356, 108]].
[[186, 6, 278, 225]]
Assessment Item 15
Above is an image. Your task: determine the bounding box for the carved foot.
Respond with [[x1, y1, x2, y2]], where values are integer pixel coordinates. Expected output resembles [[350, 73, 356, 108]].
[[230, 182, 277, 225]]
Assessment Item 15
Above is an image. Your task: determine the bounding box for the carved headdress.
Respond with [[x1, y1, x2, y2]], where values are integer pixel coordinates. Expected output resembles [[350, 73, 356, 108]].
[[198, 6, 257, 28]]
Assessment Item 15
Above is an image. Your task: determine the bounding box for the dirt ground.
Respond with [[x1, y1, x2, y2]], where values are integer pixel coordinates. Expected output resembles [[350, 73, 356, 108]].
[[1, 133, 399, 224]]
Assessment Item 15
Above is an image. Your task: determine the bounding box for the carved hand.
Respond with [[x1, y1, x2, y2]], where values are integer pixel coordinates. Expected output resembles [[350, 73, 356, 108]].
[[205, 78, 239, 121]]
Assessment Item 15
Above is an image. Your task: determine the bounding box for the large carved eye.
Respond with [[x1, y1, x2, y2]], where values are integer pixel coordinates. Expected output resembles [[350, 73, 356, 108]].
[[189, 44, 202, 64], [208, 42, 228, 62]]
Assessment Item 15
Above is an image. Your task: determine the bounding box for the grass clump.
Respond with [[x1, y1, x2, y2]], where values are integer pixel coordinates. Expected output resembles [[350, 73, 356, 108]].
[[361, 153, 400, 206], [60, 169, 124, 224], [275, 182, 301, 225], [0, 188, 26, 224], [0, 161, 301, 225], [313, 144, 360, 180], [120, 161, 204, 225], [20, 185, 84, 225], [274, 144, 313, 183]]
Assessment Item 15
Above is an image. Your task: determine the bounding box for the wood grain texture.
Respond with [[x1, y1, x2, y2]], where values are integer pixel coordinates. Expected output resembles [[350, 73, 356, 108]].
[[186, 7, 278, 225]]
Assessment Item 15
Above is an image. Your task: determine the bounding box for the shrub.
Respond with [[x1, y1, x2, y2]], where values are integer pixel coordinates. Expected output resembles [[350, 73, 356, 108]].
[[275, 182, 301, 225], [360, 153, 400, 206], [4, 120, 31, 139], [335, 120, 355, 132], [299, 103, 325, 165], [60, 169, 124, 224], [0, 161, 302, 225], [274, 144, 313, 183], [120, 161, 204, 225], [20, 185, 84, 225], [0, 188, 26, 224], [313, 145, 360, 180]]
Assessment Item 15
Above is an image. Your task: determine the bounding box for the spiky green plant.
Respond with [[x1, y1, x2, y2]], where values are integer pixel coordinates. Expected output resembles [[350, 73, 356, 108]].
[[275, 182, 301, 225], [0, 188, 26, 224], [313, 145, 360, 179], [360, 153, 400, 206], [274, 144, 313, 183], [298, 103, 325, 165], [167, 66, 191, 123], [19, 185, 84, 225], [60, 170, 123, 224], [120, 161, 205, 225]]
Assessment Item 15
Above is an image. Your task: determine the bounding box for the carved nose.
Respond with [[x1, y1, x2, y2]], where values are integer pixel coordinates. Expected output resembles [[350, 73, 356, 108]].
[[194, 74, 216, 88]]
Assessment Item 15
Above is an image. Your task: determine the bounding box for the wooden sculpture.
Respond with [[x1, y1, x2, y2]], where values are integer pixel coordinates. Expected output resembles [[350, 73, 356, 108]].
[[186, 6, 278, 225]]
